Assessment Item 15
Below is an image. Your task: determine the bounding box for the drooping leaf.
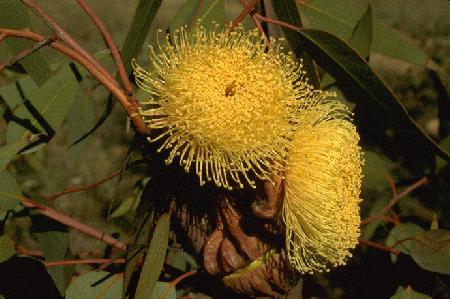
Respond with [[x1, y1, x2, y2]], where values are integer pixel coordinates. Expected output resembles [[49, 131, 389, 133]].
[[123, 211, 154, 297], [35, 231, 69, 296], [0, 0, 51, 84], [291, 28, 449, 160], [134, 213, 170, 299], [385, 223, 424, 263], [69, 94, 115, 149], [409, 229, 450, 275], [360, 193, 390, 241], [7, 66, 78, 145], [298, 0, 428, 65], [321, 4, 373, 89], [169, 0, 226, 33], [150, 282, 176, 299], [348, 4, 373, 59], [0, 77, 37, 110], [436, 136, 450, 172], [66, 271, 122, 299], [121, 0, 163, 75], [0, 234, 15, 263], [0, 171, 22, 213], [110, 178, 149, 219], [272, 0, 320, 88], [0, 138, 30, 170], [110, 196, 140, 219], [197, 0, 226, 29], [362, 151, 390, 192], [67, 91, 95, 162], [391, 286, 431, 299]]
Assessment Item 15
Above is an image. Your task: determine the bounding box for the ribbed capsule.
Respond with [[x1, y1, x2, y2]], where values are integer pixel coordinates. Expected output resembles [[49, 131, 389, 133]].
[[282, 99, 363, 274], [133, 23, 319, 190]]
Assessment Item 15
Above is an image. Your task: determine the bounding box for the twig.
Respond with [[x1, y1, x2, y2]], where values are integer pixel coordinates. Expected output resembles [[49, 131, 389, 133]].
[[15, 245, 44, 257], [0, 28, 149, 135], [47, 169, 124, 201], [0, 32, 6, 43], [170, 269, 198, 286], [361, 177, 428, 225], [21, 197, 127, 251], [230, 0, 258, 32], [391, 237, 415, 249], [386, 175, 398, 198], [76, 0, 136, 104], [44, 258, 126, 268], [359, 239, 400, 255], [0, 35, 56, 72], [254, 14, 299, 31], [20, 0, 113, 85]]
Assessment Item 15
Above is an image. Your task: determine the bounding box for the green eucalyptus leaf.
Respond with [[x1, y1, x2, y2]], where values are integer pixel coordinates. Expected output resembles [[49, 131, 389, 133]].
[[66, 271, 122, 299], [0, 0, 51, 84], [67, 92, 95, 162], [150, 282, 176, 299], [436, 136, 450, 172], [6, 66, 78, 145], [321, 4, 373, 89], [169, 0, 226, 33], [0, 171, 22, 213], [360, 193, 390, 241], [272, 0, 320, 88], [0, 234, 15, 263], [123, 212, 154, 297], [386, 223, 424, 263], [0, 138, 29, 170], [391, 286, 431, 299], [0, 77, 37, 110], [110, 195, 140, 219], [348, 4, 373, 59], [35, 231, 69, 296], [298, 0, 428, 65], [292, 28, 449, 160], [197, 0, 226, 29], [134, 213, 170, 299], [409, 229, 450, 275], [121, 0, 163, 74], [362, 151, 390, 192]]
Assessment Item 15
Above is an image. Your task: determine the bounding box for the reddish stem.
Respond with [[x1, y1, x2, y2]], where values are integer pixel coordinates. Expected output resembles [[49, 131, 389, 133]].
[[45, 258, 126, 268], [47, 169, 124, 201], [391, 237, 415, 249], [0, 35, 56, 71], [170, 270, 198, 286], [15, 245, 44, 257], [76, 0, 136, 104], [0, 28, 149, 134], [361, 177, 428, 225], [20, 0, 114, 86], [359, 239, 400, 255], [21, 197, 127, 251], [230, 0, 258, 32], [255, 14, 299, 31]]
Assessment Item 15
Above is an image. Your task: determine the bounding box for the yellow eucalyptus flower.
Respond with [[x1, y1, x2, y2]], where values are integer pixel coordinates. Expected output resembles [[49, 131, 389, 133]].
[[282, 99, 362, 274], [133, 23, 320, 190]]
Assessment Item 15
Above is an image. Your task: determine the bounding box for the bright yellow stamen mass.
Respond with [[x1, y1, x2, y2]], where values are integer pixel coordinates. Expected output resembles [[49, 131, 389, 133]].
[[133, 23, 317, 190], [282, 99, 362, 273]]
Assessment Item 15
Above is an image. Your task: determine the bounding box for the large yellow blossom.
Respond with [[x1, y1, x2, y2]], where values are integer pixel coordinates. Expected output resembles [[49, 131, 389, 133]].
[[133, 23, 317, 190], [282, 99, 362, 273]]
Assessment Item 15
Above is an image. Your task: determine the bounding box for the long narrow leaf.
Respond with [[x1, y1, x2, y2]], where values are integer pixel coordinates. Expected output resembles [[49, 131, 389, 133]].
[[271, 0, 320, 88], [294, 29, 448, 160], [121, 0, 163, 75], [134, 213, 170, 299]]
